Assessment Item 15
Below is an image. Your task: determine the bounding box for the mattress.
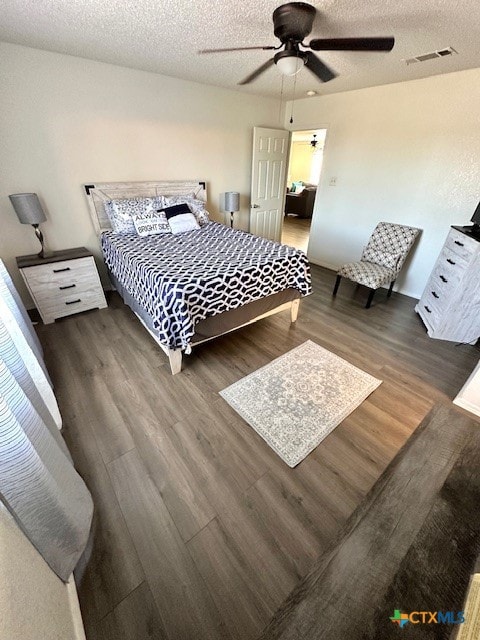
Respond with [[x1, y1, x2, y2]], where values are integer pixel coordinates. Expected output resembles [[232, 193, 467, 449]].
[[101, 222, 311, 350]]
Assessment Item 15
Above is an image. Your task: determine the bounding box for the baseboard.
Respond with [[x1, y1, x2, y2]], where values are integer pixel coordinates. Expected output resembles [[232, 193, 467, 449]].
[[307, 258, 337, 272], [308, 259, 421, 300], [66, 577, 87, 640], [454, 360, 480, 418]]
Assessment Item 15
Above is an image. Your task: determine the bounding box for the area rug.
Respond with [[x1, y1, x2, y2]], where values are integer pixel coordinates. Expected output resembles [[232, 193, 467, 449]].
[[219, 340, 382, 467]]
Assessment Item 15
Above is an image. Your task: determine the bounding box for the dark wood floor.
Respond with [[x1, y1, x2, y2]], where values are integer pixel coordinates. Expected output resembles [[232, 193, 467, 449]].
[[260, 403, 480, 640], [37, 266, 478, 640]]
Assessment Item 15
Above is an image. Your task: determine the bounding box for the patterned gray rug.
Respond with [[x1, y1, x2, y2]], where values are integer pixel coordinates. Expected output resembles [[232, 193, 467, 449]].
[[220, 340, 382, 467]]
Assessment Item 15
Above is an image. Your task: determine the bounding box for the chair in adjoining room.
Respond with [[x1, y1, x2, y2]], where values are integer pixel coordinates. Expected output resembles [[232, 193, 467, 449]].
[[332, 221, 421, 308], [284, 186, 317, 218]]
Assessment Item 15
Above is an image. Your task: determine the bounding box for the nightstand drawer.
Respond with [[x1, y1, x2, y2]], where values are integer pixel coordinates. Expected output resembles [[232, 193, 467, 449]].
[[21, 257, 98, 293], [32, 277, 102, 307], [36, 288, 107, 321]]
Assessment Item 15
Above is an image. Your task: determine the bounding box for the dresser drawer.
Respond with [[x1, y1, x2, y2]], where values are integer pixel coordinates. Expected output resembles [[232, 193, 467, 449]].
[[416, 295, 442, 333], [418, 289, 443, 317], [420, 246, 465, 307], [434, 245, 469, 278], [427, 261, 462, 301], [21, 257, 98, 293], [416, 227, 480, 342], [445, 228, 478, 261]]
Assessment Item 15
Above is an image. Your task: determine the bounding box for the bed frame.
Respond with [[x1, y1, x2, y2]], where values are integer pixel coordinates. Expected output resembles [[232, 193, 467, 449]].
[[84, 180, 301, 374]]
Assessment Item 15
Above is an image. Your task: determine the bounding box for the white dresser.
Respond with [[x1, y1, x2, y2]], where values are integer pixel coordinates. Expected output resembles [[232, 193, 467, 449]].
[[416, 226, 480, 343], [17, 247, 107, 324]]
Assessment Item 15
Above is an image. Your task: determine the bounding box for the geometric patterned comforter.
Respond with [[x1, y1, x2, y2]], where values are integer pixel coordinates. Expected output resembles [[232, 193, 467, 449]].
[[101, 222, 312, 350]]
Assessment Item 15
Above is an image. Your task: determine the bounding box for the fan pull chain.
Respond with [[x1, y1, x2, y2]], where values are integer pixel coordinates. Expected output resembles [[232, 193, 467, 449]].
[[289, 55, 299, 124], [278, 75, 285, 124]]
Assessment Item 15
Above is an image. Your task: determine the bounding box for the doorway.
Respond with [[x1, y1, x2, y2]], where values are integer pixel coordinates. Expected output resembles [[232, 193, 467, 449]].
[[281, 129, 327, 253]]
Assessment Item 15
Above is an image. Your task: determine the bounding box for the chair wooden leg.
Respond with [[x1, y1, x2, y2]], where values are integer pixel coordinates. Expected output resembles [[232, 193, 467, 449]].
[[366, 289, 375, 308], [387, 280, 396, 298], [333, 275, 342, 296]]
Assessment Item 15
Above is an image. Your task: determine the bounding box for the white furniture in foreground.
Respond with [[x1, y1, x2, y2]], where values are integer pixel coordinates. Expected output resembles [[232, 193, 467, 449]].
[[454, 359, 480, 418], [416, 226, 480, 343], [0, 260, 89, 639], [17, 247, 107, 324], [0, 503, 86, 640]]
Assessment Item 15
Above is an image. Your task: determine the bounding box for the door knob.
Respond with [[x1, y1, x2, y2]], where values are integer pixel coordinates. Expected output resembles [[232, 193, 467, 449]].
[[250, 203, 260, 208]]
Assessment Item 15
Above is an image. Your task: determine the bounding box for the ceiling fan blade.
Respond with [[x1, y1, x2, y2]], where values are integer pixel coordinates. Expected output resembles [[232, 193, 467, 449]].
[[309, 37, 395, 52], [304, 52, 336, 83], [238, 58, 275, 85], [199, 46, 277, 54]]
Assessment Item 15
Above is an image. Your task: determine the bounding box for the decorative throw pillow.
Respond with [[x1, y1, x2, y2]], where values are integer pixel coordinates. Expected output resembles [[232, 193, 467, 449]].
[[104, 196, 164, 234], [163, 195, 210, 226], [362, 247, 401, 271], [161, 203, 200, 235], [132, 210, 171, 237], [187, 198, 210, 226]]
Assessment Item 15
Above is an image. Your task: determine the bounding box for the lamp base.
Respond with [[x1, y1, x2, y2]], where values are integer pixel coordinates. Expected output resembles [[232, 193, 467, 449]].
[[33, 224, 54, 259], [38, 249, 55, 259]]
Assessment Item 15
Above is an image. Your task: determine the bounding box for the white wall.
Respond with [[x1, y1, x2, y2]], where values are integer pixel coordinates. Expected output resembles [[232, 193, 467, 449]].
[[288, 141, 316, 184], [0, 503, 85, 640], [286, 68, 480, 298], [0, 42, 281, 304]]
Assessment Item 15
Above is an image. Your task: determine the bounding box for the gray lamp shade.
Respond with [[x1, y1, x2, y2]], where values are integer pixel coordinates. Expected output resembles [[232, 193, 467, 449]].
[[225, 192, 240, 212], [9, 193, 47, 225]]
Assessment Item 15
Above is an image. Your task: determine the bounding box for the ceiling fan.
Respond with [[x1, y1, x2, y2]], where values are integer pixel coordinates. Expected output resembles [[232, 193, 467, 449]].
[[199, 2, 394, 85]]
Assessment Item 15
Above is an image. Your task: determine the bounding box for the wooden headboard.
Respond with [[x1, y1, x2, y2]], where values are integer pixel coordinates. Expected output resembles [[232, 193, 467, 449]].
[[83, 180, 207, 235]]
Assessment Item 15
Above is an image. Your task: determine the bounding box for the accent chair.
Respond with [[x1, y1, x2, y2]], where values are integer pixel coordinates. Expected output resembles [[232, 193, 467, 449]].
[[332, 221, 421, 308]]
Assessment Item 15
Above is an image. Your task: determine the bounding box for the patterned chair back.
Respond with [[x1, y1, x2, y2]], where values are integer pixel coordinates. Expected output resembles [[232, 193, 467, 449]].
[[361, 222, 420, 274]]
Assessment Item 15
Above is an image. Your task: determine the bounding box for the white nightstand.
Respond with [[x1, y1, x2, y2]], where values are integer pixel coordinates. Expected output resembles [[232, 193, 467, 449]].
[[17, 247, 107, 324]]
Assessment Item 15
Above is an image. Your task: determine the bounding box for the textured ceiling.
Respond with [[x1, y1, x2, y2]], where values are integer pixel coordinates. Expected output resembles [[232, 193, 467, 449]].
[[0, 0, 479, 99]]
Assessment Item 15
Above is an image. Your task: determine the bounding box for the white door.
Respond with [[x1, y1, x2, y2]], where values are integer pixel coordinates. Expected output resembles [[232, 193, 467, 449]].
[[250, 127, 290, 242]]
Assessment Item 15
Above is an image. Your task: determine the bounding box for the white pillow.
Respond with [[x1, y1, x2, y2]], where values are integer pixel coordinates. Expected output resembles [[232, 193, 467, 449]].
[[163, 195, 210, 226], [168, 213, 200, 235], [163, 203, 200, 234], [132, 210, 171, 237]]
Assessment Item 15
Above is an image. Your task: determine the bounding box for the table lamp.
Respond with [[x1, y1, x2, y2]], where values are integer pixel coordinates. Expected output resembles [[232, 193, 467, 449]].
[[225, 192, 240, 228], [9, 193, 53, 258]]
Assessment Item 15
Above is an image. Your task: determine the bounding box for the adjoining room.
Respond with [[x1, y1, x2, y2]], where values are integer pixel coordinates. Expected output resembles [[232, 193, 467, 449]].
[[282, 129, 326, 253]]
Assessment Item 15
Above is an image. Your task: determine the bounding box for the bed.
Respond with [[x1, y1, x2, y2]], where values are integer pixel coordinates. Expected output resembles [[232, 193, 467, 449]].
[[84, 180, 312, 374]]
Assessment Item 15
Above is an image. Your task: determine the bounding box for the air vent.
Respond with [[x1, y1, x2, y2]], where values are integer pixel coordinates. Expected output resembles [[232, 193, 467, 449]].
[[404, 47, 457, 65]]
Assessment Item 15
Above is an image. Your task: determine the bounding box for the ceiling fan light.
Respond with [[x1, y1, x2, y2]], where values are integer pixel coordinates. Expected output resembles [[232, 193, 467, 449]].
[[276, 55, 304, 76]]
